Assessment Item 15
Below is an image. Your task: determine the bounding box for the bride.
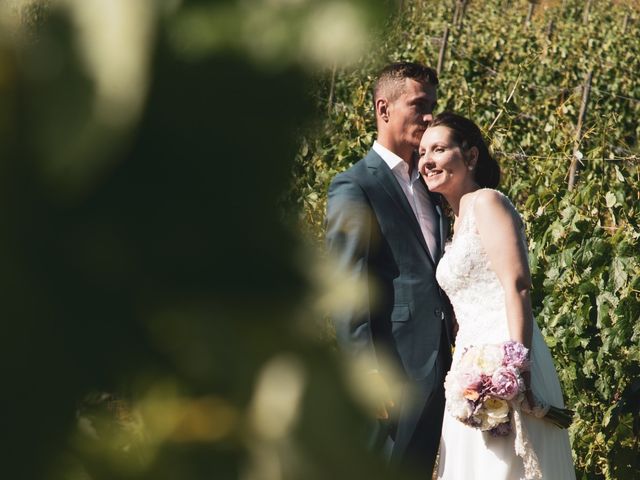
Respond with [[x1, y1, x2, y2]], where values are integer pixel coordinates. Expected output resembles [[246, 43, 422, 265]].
[[418, 112, 575, 479]]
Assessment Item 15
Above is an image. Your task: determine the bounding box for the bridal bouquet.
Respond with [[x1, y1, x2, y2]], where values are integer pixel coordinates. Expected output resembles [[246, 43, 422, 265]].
[[444, 341, 572, 436]]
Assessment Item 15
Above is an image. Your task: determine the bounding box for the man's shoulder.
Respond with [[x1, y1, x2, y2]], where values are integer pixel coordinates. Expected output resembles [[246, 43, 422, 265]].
[[333, 160, 364, 182], [332, 150, 380, 182]]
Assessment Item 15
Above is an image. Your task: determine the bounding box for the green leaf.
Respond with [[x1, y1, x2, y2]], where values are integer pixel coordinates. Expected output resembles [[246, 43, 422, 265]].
[[614, 166, 624, 182], [611, 257, 628, 293]]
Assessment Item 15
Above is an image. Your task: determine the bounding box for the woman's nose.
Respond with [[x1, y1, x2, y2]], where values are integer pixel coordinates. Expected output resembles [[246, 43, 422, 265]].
[[419, 156, 434, 174]]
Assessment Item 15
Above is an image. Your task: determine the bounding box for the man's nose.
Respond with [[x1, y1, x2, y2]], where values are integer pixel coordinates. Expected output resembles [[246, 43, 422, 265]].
[[423, 112, 434, 123]]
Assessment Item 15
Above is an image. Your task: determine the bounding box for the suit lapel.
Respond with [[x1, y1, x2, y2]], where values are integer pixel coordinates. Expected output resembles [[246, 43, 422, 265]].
[[365, 151, 436, 266], [423, 184, 448, 262], [417, 175, 448, 263], [435, 204, 446, 259]]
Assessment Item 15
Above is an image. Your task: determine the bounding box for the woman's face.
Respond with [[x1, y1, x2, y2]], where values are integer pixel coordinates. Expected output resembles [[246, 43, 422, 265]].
[[418, 125, 476, 195]]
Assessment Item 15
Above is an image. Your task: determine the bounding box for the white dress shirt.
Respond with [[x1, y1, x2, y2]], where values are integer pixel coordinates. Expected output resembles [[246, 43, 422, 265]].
[[373, 141, 440, 261]]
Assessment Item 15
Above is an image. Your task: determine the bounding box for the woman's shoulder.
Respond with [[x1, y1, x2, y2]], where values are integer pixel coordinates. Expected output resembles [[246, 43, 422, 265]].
[[472, 188, 508, 209], [472, 188, 522, 223]]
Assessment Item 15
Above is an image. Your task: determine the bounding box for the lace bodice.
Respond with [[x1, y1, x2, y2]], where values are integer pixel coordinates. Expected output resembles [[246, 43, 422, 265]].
[[436, 189, 527, 358]]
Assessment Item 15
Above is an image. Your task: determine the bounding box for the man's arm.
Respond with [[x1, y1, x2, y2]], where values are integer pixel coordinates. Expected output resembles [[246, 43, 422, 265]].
[[327, 174, 397, 419], [326, 173, 377, 368]]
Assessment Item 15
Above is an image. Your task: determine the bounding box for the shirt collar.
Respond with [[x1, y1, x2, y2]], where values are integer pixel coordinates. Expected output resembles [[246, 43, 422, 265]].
[[373, 141, 420, 180]]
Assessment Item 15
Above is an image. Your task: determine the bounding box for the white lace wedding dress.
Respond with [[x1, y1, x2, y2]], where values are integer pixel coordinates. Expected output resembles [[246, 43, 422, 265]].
[[435, 190, 575, 479]]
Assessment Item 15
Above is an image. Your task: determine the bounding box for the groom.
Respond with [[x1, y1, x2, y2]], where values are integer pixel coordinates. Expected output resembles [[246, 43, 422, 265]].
[[326, 62, 454, 476]]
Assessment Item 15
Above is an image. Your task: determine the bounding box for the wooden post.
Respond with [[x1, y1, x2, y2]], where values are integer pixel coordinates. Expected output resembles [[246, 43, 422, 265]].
[[546, 19, 555, 40], [543, 18, 554, 56], [455, 0, 468, 28], [622, 13, 630, 34], [327, 63, 337, 115], [452, 1, 460, 25], [437, 26, 450, 76], [525, 2, 535, 25], [457, 1, 464, 27], [568, 70, 593, 191], [582, 0, 592, 25]]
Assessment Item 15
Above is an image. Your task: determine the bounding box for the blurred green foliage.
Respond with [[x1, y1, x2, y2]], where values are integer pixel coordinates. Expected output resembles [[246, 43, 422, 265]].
[[4, 0, 640, 478], [289, 0, 640, 478], [0, 1, 430, 480]]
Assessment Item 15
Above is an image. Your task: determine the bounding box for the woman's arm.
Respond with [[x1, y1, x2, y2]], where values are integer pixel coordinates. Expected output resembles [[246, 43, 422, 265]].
[[473, 190, 533, 351]]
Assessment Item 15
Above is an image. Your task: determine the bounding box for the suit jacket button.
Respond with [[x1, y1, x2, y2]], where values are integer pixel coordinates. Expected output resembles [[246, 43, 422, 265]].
[[434, 307, 441, 317]]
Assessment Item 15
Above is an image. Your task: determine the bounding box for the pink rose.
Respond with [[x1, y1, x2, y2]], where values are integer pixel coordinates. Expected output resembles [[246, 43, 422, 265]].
[[490, 366, 524, 400], [502, 341, 530, 370]]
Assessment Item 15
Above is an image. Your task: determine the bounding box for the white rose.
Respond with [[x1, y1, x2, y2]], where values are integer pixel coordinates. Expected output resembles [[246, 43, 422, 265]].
[[448, 396, 473, 420], [476, 344, 504, 374]]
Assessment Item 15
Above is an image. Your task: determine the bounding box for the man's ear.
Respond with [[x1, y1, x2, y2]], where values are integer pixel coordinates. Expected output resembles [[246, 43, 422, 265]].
[[376, 98, 390, 122]]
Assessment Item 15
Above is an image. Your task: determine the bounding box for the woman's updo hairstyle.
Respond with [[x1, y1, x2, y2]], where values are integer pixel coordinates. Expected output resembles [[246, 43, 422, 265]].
[[428, 112, 500, 189]]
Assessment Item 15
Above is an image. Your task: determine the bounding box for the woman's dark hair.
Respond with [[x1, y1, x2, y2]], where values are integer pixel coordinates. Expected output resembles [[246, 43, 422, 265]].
[[429, 112, 500, 188]]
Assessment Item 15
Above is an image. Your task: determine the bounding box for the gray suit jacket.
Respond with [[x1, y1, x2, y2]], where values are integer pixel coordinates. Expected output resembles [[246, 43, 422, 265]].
[[326, 149, 454, 470]]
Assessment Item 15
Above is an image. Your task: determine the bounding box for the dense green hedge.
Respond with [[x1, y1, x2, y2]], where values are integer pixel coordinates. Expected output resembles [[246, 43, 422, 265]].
[[290, 1, 640, 478]]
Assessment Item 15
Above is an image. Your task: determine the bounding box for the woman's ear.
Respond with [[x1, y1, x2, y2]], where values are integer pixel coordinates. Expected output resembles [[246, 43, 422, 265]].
[[466, 146, 479, 170]]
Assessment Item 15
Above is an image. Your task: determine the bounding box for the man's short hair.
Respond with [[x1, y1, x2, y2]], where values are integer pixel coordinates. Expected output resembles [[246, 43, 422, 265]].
[[373, 62, 438, 105]]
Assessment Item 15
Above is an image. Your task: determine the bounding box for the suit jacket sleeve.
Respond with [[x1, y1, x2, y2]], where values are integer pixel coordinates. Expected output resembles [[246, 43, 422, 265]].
[[326, 172, 377, 369]]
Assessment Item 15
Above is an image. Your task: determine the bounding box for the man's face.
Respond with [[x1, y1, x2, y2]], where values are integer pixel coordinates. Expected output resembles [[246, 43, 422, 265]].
[[386, 78, 437, 150]]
